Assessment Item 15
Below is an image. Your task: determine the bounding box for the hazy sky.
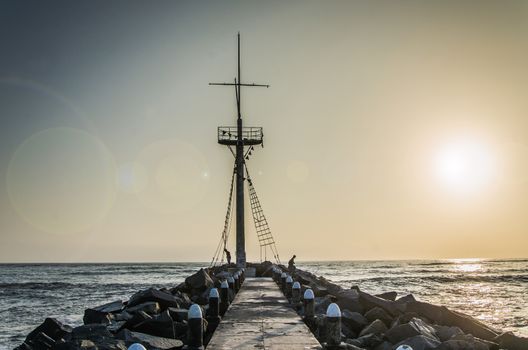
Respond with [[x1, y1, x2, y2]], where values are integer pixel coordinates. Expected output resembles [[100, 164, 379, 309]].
[[1, 0, 528, 262]]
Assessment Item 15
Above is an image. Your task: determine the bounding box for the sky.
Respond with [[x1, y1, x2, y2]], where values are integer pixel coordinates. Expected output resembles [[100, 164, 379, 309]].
[[1, 0, 528, 262]]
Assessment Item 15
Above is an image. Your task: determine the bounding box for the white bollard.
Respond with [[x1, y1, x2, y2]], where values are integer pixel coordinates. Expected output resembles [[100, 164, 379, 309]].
[[188, 304, 204, 349], [128, 344, 147, 350], [396, 346, 413, 350], [292, 281, 301, 304], [303, 288, 315, 319], [326, 303, 342, 347]]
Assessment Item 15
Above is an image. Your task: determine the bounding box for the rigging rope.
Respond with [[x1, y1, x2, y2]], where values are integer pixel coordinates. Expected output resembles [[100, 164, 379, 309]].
[[210, 163, 236, 267]]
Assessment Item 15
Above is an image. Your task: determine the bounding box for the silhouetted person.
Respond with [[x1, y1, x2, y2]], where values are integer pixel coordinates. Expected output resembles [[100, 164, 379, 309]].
[[224, 248, 232, 265], [288, 255, 296, 273]]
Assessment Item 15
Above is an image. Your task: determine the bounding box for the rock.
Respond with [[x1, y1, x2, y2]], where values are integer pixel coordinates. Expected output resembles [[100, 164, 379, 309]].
[[385, 317, 438, 344], [185, 268, 214, 292], [91, 300, 124, 314], [341, 323, 357, 339], [126, 301, 160, 314], [405, 301, 499, 342], [494, 331, 528, 350], [83, 308, 113, 325], [433, 325, 464, 341], [442, 309, 499, 342], [113, 310, 133, 322], [436, 333, 494, 350], [133, 309, 178, 339], [341, 310, 369, 333], [390, 312, 428, 328], [33, 332, 56, 347], [395, 294, 416, 304], [336, 289, 365, 314], [342, 344, 366, 350], [365, 307, 393, 327], [122, 310, 152, 329], [375, 291, 398, 301], [68, 324, 127, 350], [315, 295, 334, 315], [393, 334, 441, 350], [80, 340, 97, 349], [128, 288, 180, 310], [359, 319, 388, 337], [345, 333, 385, 348], [118, 329, 184, 349], [354, 287, 402, 316], [374, 341, 394, 350], [167, 307, 189, 322], [22, 318, 72, 346]]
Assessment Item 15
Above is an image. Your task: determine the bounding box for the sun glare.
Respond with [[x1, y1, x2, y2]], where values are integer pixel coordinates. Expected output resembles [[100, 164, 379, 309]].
[[433, 138, 496, 194]]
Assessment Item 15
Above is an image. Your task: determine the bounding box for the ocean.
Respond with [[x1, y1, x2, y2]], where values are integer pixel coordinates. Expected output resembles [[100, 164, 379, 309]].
[[1, 259, 527, 349]]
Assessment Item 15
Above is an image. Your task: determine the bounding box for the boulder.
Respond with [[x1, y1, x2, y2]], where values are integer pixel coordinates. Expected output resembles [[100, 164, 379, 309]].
[[345, 333, 385, 348], [359, 319, 388, 337], [433, 325, 464, 341], [336, 289, 365, 314], [393, 334, 441, 350], [128, 288, 180, 310], [168, 307, 189, 322], [376, 291, 398, 301], [353, 287, 402, 316], [22, 318, 72, 346], [365, 307, 393, 327], [118, 329, 184, 349], [405, 301, 499, 342], [185, 268, 214, 292], [341, 310, 369, 333], [494, 331, 528, 350], [126, 301, 160, 314], [68, 324, 127, 349], [436, 338, 491, 350], [385, 317, 438, 344], [91, 300, 124, 314], [442, 309, 499, 342], [374, 341, 394, 350], [133, 309, 179, 339], [396, 294, 416, 304], [83, 308, 113, 325], [315, 295, 334, 315]]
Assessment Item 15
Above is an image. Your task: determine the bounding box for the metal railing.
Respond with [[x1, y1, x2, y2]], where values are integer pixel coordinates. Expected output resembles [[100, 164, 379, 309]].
[[218, 126, 263, 144]]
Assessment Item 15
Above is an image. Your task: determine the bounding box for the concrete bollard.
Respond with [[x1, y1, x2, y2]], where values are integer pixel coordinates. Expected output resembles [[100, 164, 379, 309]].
[[280, 272, 287, 293], [128, 344, 146, 350], [187, 304, 204, 349], [207, 288, 220, 318], [396, 346, 413, 350], [227, 276, 235, 295], [326, 303, 342, 348], [233, 273, 240, 292], [220, 280, 230, 315], [292, 281, 301, 304], [303, 288, 315, 319], [285, 276, 293, 299]]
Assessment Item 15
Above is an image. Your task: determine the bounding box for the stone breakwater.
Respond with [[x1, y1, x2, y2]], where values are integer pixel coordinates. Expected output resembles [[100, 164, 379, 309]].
[[14, 262, 528, 350], [271, 264, 528, 350]]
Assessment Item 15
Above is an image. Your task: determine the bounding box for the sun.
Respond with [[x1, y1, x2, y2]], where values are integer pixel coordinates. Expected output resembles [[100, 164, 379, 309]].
[[433, 138, 496, 194]]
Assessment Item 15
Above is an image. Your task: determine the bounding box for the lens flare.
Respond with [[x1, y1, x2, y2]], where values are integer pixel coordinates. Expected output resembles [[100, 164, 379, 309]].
[[6, 127, 117, 234]]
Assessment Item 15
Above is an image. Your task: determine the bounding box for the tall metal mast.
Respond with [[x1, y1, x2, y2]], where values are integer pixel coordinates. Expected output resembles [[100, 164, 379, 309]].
[[211, 33, 268, 267]]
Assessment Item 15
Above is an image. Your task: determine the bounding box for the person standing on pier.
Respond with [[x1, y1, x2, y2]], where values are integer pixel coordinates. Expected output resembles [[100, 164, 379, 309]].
[[288, 255, 296, 273], [224, 248, 232, 265]]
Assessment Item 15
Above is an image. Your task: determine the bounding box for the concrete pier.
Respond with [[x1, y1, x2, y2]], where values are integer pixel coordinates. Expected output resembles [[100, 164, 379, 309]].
[[207, 277, 322, 349]]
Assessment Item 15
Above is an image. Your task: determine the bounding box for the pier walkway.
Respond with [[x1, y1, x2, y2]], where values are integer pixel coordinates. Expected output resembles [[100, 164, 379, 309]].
[[207, 277, 322, 349]]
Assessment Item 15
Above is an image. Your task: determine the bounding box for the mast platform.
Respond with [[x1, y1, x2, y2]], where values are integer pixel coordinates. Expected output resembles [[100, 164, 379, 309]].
[[207, 277, 322, 349], [217, 126, 263, 146]]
